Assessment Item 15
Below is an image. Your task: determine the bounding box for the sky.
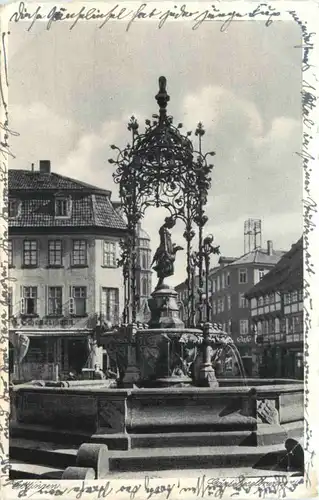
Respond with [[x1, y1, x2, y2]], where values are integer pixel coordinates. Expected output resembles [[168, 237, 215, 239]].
[[8, 19, 303, 286]]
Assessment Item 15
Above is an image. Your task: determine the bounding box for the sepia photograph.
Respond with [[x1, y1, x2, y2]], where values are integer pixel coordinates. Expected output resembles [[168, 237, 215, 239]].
[[0, 1, 318, 496]]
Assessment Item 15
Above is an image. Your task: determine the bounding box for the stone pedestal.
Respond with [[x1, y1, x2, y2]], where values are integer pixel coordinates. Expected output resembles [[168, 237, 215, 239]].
[[148, 284, 184, 329]]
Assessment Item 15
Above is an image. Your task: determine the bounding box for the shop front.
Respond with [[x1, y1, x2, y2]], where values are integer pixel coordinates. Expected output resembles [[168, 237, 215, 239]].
[[10, 330, 92, 382]]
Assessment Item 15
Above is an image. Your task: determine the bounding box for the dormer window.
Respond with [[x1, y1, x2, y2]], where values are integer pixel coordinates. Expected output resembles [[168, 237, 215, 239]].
[[9, 198, 20, 218], [55, 197, 71, 218]]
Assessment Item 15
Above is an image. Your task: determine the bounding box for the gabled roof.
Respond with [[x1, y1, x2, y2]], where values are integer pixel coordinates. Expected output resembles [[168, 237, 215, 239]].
[[9, 169, 111, 194], [245, 237, 303, 298]]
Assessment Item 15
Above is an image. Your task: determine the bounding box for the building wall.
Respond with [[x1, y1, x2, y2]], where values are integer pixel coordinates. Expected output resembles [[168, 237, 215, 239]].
[[250, 288, 303, 379], [210, 264, 274, 344], [95, 236, 124, 323], [10, 233, 97, 319]]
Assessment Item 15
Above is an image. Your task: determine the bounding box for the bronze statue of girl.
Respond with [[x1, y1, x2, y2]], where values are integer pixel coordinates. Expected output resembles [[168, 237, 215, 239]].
[[151, 216, 183, 289]]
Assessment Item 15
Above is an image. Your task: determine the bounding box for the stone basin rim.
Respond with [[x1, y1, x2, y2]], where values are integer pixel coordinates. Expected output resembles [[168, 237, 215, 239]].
[[137, 328, 204, 335], [12, 382, 303, 395]]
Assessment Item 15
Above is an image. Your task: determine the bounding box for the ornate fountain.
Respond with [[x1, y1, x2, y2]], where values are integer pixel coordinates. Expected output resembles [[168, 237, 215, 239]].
[[10, 78, 304, 480], [102, 76, 233, 389]]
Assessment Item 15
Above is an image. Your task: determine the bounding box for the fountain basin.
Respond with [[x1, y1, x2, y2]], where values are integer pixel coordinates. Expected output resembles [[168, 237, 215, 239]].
[[12, 380, 303, 445], [102, 324, 234, 387]]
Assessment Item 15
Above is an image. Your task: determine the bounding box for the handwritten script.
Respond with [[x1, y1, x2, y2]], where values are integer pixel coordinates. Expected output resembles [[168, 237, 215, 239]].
[[2, 474, 304, 499], [9, 2, 281, 32]]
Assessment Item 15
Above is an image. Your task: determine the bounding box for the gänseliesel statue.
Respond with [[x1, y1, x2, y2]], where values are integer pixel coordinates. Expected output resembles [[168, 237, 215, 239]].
[[151, 216, 183, 289]]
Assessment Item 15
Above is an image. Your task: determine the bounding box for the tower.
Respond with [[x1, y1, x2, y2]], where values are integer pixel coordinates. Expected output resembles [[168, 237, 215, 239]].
[[136, 223, 152, 322], [244, 219, 262, 253]]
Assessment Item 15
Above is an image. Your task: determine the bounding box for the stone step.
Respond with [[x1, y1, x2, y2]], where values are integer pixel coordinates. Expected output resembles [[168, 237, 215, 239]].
[[108, 444, 287, 472], [10, 422, 129, 450], [10, 438, 78, 469], [9, 460, 64, 480], [129, 431, 254, 448], [10, 438, 289, 478]]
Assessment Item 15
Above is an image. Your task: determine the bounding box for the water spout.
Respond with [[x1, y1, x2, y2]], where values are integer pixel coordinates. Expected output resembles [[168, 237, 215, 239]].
[[226, 343, 247, 386]]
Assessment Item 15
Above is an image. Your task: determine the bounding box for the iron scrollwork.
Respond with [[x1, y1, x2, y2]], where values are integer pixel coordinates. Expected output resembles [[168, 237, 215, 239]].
[[109, 76, 215, 325]]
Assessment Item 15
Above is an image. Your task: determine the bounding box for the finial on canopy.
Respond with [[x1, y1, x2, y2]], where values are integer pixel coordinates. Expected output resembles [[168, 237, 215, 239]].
[[155, 76, 170, 122]]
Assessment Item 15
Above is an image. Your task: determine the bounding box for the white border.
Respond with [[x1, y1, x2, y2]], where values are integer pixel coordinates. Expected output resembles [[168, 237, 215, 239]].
[[1, 2, 318, 498]]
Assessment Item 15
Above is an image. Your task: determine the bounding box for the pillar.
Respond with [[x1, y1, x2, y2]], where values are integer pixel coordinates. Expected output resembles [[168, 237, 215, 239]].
[[122, 324, 140, 387]]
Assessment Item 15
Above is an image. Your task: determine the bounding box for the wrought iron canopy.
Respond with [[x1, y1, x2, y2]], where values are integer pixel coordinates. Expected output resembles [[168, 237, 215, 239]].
[[109, 77, 216, 326], [110, 77, 214, 222]]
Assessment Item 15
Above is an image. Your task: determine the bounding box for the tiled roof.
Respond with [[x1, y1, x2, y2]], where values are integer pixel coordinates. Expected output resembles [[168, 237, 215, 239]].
[[9, 169, 111, 193], [8, 170, 126, 231], [230, 248, 286, 266], [245, 237, 303, 297], [94, 195, 127, 229]]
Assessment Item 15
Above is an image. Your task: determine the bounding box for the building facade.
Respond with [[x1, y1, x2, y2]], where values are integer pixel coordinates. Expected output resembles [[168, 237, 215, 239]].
[[8, 161, 151, 382], [175, 240, 286, 376], [209, 241, 286, 375], [245, 237, 303, 379]]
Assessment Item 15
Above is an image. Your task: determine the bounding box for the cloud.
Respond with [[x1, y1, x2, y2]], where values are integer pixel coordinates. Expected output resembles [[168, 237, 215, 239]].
[[9, 87, 302, 286], [9, 102, 77, 168]]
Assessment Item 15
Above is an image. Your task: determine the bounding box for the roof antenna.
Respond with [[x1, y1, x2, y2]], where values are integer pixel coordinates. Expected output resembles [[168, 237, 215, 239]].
[[31, 163, 34, 172]]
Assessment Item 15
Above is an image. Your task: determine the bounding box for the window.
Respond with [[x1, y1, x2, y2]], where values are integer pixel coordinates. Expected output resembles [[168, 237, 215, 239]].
[[221, 274, 225, 289], [212, 280, 217, 293], [23, 240, 38, 267], [8, 240, 13, 267], [9, 199, 20, 218], [139, 238, 148, 247], [21, 287, 37, 315], [212, 301, 217, 315], [269, 293, 275, 304], [258, 296, 264, 307], [239, 268, 247, 284], [8, 287, 13, 318], [142, 278, 149, 296], [284, 293, 291, 305], [226, 273, 230, 286], [69, 286, 87, 316], [217, 297, 224, 313], [298, 289, 303, 302], [228, 319, 232, 333], [55, 198, 70, 217], [72, 240, 87, 266], [141, 251, 149, 270], [227, 295, 231, 310], [239, 293, 248, 308], [239, 319, 249, 335], [48, 287, 63, 316], [291, 291, 298, 303], [101, 288, 119, 325], [103, 241, 116, 267], [217, 276, 220, 291], [258, 268, 265, 281], [48, 240, 62, 266]]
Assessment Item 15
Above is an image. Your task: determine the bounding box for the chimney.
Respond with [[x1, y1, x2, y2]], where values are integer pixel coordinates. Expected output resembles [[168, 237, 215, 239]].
[[267, 240, 273, 256], [39, 160, 51, 174], [31, 163, 34, 172]]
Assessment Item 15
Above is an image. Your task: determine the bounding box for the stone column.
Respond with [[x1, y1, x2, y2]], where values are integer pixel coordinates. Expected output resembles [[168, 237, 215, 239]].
[[198, 322, 219, 388], [122, 324, 140, 387]]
